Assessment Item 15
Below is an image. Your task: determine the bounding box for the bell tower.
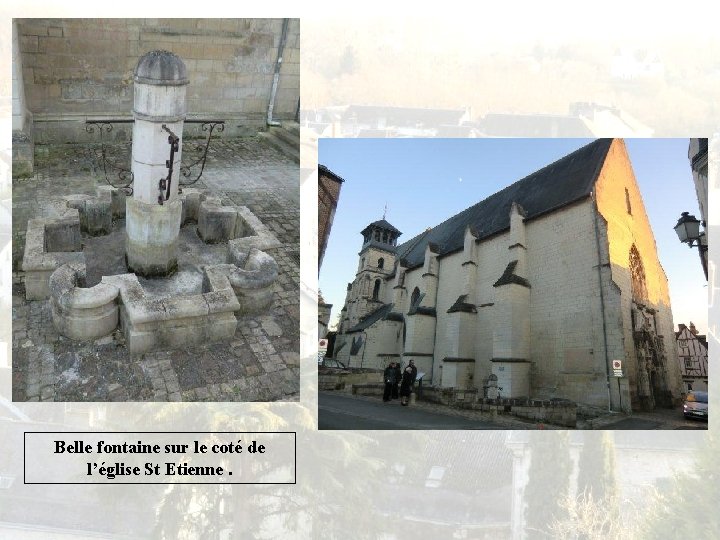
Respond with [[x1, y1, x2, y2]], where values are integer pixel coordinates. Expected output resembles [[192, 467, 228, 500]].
[[345, 219, 402, 327]]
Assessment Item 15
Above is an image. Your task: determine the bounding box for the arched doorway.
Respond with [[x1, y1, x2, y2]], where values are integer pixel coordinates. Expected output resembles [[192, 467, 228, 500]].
[[630, 245, 671, 410]]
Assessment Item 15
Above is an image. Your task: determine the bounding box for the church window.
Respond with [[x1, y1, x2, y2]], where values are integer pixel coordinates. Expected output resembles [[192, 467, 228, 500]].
[[410, 287, 420, 309], [372, 279, 381, 300], [382, 231, 388, 243], [360, 257, 365, 270], [374, 230, 380, 241], [378, 257, 385, 269], [629, 245, 647, 302], [625, 188, 632, 215]]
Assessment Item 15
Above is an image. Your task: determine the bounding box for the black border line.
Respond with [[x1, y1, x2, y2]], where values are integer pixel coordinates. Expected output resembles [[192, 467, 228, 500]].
[[24, 431, 297, 485]]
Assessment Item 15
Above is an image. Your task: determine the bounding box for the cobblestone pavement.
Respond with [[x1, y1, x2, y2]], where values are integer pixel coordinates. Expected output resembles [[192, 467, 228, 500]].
[[12, 137, 299, 402]]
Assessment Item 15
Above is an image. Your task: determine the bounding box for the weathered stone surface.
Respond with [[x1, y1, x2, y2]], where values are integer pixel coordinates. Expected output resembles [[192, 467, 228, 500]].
[[230, 206, 282, 252], [102, 271, 238, 354], [84, 197, 113, 236], [180, 188, 203, 225], [44, 217, 81, 252], [230, 248, 278, 314], [134, 50, 189, 86], [13, 129, 35, 178], [202, 263, 236, 293], [50, 262, 119, 341], [125, 198, 182, 277], [96, 185, 126, 218], [22, 216, 85, 300], [198, 199, 237, 243]]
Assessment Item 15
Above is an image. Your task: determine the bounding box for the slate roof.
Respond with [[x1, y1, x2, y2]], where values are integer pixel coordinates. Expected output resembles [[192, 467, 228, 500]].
[[361, 219, 402, 236], [395, 138, 613, 268], [347, 303, 394, 332]]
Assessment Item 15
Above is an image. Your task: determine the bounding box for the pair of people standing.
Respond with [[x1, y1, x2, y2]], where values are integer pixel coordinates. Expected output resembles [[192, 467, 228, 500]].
[[383, 360, 417, 406]]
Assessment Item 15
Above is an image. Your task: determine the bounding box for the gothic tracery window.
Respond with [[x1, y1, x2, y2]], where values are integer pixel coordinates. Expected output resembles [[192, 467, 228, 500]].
[[410, 287, 420, 309], [629, 245, 648, 302]]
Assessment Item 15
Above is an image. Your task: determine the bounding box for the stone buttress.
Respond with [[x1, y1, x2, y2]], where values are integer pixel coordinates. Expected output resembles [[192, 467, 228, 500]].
[[441, 226, 479, 389], [491, 202, 531, 397]]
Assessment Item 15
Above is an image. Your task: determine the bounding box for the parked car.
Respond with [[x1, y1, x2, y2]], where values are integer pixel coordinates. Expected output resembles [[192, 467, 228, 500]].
[[683, 391, 708, 420]]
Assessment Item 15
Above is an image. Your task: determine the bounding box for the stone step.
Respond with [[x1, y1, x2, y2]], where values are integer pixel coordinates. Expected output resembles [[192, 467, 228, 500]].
[[283, 121, 300, 137], [270, 125, 300, 147], [258, 128, 299, 163]]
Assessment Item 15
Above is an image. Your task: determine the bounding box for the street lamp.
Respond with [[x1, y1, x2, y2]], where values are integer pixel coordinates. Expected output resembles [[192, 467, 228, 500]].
[[674, 212, 708, 279]]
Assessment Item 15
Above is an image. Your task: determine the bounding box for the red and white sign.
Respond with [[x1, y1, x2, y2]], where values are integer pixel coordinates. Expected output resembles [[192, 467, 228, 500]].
[[318, 339, 328, 352], [612, 359, 623, 377]]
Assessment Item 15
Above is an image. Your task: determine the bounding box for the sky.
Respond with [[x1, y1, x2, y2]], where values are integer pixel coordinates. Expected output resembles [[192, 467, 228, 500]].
[[318, 138, 707, 334]]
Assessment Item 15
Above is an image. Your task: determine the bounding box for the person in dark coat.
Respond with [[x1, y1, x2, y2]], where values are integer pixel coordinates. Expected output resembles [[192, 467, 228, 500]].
[[399, 365, 414, 406], [391, 362, 401, 399], [408, 359, 418, 386], [383, 362, 397, 402]]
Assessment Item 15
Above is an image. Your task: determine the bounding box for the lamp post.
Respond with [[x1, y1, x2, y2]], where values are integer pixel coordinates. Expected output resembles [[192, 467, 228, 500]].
[[674, 212, 708, 280]]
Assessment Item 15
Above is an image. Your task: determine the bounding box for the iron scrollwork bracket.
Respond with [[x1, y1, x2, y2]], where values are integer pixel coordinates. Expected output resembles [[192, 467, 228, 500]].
[[179, 120, 225, 188], [85, 120, 134, 195], [159, 124, 180, 205], [85, 118, 225, 195]]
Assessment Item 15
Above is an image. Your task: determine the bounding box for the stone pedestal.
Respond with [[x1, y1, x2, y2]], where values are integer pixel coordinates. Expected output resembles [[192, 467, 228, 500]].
[[126, 50, 188, 277], [125, 198, 182, 276]]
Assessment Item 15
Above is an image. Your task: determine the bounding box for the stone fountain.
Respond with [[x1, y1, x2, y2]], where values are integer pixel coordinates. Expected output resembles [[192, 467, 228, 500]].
[[21, 51, 281, 354]]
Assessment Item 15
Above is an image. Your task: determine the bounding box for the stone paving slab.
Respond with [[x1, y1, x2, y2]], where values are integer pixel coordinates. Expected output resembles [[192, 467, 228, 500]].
[[12, 136, 299, 403]]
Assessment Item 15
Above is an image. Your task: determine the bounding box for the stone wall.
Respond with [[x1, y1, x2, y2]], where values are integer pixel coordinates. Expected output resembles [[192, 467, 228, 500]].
[[345, 198, 621, 408], [596, 139, 684, 405], [318, 367, 382, 391], [16, 18, 300, 143], [12, 21, 28, 132], [351, 384, 578, 427]]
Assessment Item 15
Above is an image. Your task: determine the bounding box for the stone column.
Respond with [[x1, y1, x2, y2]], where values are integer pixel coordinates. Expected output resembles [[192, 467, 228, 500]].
[[126, 50, 189, 277]]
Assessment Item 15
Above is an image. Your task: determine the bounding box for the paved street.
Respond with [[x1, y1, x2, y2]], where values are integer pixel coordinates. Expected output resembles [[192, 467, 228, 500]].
[[12, 137, 299, 402], [319, 392, 505, 430], [320, 391, 710, 430], [586, 408, 708, 430]]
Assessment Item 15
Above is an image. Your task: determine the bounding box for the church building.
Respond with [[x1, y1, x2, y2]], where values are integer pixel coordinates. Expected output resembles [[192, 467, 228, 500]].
[[332, 139, 683, 412]]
